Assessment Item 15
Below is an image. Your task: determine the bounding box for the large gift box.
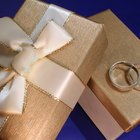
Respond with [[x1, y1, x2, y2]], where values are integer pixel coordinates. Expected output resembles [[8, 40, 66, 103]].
[[0, 0, 107, 139], [79, 10, 140, 140]]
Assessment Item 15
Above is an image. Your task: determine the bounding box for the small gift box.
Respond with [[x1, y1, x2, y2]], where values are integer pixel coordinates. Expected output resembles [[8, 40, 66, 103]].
[[0, 0, 107, 139], [79, 10, 140, 140]]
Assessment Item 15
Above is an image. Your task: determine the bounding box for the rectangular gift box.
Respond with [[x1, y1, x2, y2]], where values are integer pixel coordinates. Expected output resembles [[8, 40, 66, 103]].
[[0, 0, 107, 139], [79, 10, 140, 140]]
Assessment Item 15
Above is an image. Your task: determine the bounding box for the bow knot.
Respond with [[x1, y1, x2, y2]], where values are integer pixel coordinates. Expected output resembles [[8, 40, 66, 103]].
[[12, 45, 41, 76]]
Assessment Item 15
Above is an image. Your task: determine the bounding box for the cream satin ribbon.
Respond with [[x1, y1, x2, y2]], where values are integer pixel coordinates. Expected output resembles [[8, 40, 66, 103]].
[[0, 16, 73, 115], [0, 5, 85, 130], [0, 4, 73, 129], [0, 5, 85, 111]]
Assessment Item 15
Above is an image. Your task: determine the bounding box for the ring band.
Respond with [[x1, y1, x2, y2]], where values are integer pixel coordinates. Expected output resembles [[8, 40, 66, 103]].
[[127, 64, 140, 91], [109, 61, 140, 91]]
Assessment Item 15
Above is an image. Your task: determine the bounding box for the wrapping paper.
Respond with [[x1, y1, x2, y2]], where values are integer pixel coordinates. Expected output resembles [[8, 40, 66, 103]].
[[0, 0, 107, 139]]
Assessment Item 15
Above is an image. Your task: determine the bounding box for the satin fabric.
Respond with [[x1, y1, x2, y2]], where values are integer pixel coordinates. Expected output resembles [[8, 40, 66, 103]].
[[0, 4, 84, 118]]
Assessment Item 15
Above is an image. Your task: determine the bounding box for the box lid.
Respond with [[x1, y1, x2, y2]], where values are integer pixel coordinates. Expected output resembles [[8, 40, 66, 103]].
[[88, 10, 140, 132]]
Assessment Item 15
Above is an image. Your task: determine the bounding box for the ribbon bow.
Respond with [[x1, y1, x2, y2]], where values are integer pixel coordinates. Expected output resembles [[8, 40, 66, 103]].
[[0, 17, 72, 115]]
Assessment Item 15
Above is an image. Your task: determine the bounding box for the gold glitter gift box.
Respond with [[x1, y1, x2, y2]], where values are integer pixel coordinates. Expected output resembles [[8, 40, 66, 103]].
[[0, 0, 107, 139], [79, 10, 140, 140]]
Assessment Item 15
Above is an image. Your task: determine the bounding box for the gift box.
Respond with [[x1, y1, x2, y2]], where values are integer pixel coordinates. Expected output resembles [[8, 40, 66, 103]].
[[0, 0, 107, 139], [79, 10, 140, 140]]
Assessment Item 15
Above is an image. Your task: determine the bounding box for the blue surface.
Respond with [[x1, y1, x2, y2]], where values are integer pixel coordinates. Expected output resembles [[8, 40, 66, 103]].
[[0, 0, 140, 140]]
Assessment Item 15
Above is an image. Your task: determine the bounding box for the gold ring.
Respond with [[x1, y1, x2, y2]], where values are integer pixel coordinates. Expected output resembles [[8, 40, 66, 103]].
[[109, 61, 140, 91]]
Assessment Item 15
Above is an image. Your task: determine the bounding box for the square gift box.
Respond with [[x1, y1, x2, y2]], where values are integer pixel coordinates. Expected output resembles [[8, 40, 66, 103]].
[[79, 10, 140, 140], [0, 0, 107, 139]]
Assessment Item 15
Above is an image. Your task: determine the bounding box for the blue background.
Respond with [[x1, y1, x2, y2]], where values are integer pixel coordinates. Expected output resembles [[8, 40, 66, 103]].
[[0, 0, 140, 139]]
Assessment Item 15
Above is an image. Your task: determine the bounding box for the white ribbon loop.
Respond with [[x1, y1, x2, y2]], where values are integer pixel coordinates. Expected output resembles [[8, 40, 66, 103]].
[[0, 17, 72, 115], [34, 21, 72, 56], [0, 75, 26, 115], [0, 17, 33, 52]]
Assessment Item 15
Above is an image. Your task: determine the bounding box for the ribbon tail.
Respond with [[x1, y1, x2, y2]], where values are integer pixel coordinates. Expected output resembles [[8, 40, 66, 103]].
[[0, 75, 26, 115]]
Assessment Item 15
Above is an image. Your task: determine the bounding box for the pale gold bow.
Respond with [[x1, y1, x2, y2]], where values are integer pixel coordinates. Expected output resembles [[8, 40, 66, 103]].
[[0, 17, 72, 115]]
